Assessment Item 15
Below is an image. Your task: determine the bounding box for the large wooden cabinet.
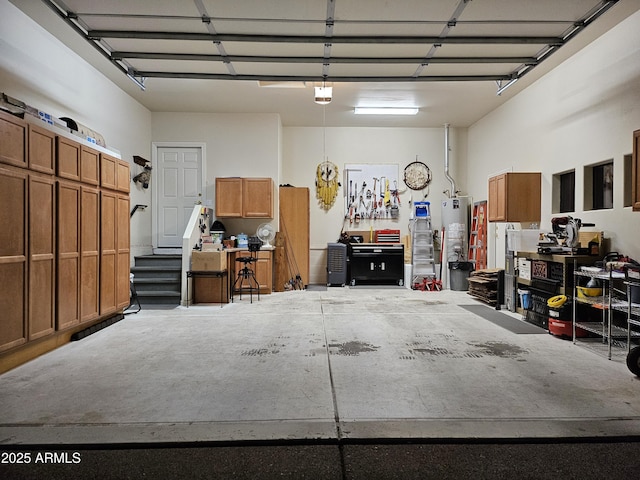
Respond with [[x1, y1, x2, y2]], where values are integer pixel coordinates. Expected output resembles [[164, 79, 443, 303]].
[[488, 172, 541, 223], [0, 110, 130, 365], [632, 129, 640, 212], [215, 177, 273, 218], [279, 186, 310, 287]]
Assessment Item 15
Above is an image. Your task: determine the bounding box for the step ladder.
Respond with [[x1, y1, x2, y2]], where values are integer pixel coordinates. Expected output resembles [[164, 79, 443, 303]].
[[411, 216, 437, 288], [469, 200, 487, 270]]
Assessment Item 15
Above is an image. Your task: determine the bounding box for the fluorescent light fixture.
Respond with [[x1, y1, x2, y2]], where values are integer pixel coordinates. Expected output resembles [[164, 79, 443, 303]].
[[354, 107, 419, 115], [314, 86, 333, 105], [258, 81, 307, 88]]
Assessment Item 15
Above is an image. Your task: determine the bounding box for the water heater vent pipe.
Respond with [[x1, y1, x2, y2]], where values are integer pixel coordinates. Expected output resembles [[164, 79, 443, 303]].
[[443, 123, 457, 198]]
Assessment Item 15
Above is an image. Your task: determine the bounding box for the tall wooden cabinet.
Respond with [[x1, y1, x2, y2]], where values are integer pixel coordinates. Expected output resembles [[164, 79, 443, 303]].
[[488, 172, 541, 223], [57, 181, 81, 330], [0, 110, 130, 366], [279, 186, 310, 287], [0, 166, 28, 352], [632, 129, 640, 212], [80, 186, 100, 323]]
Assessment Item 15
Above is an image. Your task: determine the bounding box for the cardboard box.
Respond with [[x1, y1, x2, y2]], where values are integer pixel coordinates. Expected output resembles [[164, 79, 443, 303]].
[[193, 276, 229, 304], [518, 258, 531, 280], [191, 250, 227, 272], [201, 242, 222, 252]]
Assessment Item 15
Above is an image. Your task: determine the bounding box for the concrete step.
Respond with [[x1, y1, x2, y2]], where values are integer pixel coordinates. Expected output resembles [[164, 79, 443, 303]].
[[134, 255, 182, 268], [134, 279, 181, 293], [131, 266, 182, 280], [135, 290, 181, 305]]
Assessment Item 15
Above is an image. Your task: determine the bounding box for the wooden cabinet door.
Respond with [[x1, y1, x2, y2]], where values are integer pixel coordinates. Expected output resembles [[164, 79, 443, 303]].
[[80, 146, 100, 186], [215, 177, 243, 217], [0, 167, 28, 352], [101, 153, 117, 190], [238, 250, 272, 293], [633, 129, 640, 212], [242, 178, 273, 217], [80, 186, 100, 323], [279, 186, 309, 286], [57, 181, 80, 330], [56, 136, 81, 181], [100, 190, 117, 315], [29, 174, 56, 340], [116, 160, 130, 193], [116, 194, 130, 309], [0, 110, 27, 169], [487, 175, 502, 221], [28, 125, 55, 175]]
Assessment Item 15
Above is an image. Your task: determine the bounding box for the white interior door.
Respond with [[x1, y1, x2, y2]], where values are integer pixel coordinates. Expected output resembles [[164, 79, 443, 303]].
[[156, 146, 202, 248]]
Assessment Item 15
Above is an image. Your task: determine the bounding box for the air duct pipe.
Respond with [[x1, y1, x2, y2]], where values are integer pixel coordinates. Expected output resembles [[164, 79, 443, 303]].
[[443, 123, 457, 198]]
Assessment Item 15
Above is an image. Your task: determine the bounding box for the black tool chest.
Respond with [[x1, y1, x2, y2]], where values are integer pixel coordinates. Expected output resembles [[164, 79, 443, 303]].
[[348, 243, 404, 286]]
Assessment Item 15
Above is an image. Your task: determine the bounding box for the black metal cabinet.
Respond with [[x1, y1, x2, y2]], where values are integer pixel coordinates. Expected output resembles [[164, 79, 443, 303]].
[[348, 244, 404, 286]]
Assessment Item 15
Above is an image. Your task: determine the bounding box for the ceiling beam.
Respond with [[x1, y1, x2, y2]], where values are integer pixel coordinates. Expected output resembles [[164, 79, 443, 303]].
[[87, 31, 563, 45], [111, 52, 537, 65], [134, 71, 513, 82]]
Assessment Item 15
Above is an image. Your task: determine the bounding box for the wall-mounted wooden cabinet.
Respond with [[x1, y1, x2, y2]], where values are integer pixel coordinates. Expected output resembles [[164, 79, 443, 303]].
[[488, 172, 541, 223], [57, 136, 81, 181], [0, 110, 27, 169], [81, 146, 100, 186], [632, 129, 640, 211], [101, 153, 117, 190], [29, 124, 55, 175], [215, 177, 273, 218]]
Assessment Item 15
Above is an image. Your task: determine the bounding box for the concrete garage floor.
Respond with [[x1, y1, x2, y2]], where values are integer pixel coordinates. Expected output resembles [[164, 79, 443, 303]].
[[1, 287, 640, 445], [2, 288, 640, 479]]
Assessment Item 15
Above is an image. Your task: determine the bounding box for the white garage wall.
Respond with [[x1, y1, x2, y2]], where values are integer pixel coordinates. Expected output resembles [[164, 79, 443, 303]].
[[283, 126, 468, 283], [151, 112, 282, 237], [467, 8, 640, 265]]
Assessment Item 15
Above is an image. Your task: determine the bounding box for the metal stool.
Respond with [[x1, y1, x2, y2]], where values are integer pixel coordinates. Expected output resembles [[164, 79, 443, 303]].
[[232, 237, 262, 303]]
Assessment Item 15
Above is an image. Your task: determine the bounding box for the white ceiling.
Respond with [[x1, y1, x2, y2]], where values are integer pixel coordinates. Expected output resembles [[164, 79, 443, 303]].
[[11, 0, 640, 127]]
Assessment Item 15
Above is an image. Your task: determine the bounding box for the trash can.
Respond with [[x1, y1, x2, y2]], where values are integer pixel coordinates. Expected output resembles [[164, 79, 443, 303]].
[[449, 261, 474, 291]]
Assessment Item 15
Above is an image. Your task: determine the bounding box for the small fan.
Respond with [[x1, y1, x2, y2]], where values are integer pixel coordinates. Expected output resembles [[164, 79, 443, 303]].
[[256, 223, 276, 247]]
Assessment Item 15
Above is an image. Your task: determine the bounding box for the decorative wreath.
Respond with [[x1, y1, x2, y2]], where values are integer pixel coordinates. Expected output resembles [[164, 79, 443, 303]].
[[315, 161, 340, 209], [403, 161, 432, 190]]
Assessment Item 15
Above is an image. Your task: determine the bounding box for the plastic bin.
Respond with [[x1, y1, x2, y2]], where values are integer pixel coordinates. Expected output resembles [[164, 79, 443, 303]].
[[449, 261, 474, 291], [517, 288, 531, 310]]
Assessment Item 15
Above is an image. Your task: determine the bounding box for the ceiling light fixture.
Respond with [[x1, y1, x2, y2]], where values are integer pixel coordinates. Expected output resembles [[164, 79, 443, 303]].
[[314, 84, 332, 105], [354, 107, 419, 116]]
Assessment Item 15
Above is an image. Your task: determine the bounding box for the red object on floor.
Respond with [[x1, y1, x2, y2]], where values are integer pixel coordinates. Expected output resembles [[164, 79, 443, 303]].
[[548, 318, 588, 338]]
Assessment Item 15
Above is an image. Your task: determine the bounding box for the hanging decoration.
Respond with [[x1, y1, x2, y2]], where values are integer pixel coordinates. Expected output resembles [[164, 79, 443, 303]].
[[316, 160, 340, 209], [403, 159, 432, 193]]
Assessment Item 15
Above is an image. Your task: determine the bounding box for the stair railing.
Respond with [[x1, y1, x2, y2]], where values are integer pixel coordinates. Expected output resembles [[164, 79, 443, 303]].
[[181, 205, 212, 305]]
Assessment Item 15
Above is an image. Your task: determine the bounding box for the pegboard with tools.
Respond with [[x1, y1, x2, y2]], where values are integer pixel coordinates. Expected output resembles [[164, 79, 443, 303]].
[[343, 163, 401, 222]]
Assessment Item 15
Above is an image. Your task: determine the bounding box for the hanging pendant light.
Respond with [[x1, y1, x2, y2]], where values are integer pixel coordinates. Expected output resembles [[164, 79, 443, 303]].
[[314, 82, 332, 105]]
